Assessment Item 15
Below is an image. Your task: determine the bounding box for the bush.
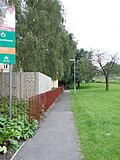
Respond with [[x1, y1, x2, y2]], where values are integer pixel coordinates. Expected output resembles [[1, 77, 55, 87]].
[[0, 97, 38, 154]]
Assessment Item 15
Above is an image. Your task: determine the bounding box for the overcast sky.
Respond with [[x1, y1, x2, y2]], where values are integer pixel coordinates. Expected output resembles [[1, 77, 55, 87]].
[[61, 0, 120, 54]]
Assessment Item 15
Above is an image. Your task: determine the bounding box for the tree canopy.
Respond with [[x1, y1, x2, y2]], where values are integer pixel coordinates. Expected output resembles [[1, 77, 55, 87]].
[[74, 48, 96, 88], [92, 49, 118, 91], [13, 0, 77, 81]]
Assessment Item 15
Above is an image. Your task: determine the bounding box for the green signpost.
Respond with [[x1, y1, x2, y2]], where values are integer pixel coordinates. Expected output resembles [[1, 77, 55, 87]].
[[0, 30, 16, 48], [0, 54, 16, 64], [0, 30, 16, 64]]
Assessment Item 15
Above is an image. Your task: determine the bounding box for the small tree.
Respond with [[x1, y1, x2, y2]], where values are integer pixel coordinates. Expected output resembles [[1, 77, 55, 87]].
[[75, 49, 97, 88], [93, 50, 118, 91]]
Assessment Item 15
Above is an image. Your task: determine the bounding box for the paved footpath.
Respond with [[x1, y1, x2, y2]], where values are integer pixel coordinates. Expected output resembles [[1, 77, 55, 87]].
[[13, 91, 83, 160]]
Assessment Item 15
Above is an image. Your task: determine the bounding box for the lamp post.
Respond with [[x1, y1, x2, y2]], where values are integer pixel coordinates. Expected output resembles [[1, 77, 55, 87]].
[[69, 59, 76, 94]]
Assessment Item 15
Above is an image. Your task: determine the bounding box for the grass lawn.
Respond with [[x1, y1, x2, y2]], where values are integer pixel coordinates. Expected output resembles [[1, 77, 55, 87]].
[[70, 83, 120, 160]]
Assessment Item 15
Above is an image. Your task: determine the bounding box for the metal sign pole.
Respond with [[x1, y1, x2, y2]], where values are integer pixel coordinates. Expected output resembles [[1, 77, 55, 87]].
[[74, 60, 76, 94], [9, 64, 12, 119]]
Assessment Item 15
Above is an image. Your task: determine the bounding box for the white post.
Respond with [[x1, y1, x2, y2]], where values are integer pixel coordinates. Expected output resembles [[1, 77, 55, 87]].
[[74, 60, 76, 94]]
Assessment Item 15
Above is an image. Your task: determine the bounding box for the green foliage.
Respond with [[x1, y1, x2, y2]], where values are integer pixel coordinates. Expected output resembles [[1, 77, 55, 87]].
[[0, 97, 27, 118], [0, 146, 7, 154], [10, 140, 20, 151], [69, 48, 97, 88], [40, 105, 46, 120], [20, 119, 38, 140], [76, 49, 96, 82], [0, 117, 20, 153], [0, 96, 38, 154], [70, 83, 120, 160], [61, 32, 77, 82], [14, 0, 77, 80], [0, 115, 38, 153]]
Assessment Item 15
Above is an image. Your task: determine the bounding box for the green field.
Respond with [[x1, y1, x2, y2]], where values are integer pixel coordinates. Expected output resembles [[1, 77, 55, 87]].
[[70, 83, 120, 160]]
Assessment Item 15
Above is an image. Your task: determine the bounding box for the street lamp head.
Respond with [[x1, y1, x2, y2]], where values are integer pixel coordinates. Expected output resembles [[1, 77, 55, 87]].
[[69, 58, 75, 62]]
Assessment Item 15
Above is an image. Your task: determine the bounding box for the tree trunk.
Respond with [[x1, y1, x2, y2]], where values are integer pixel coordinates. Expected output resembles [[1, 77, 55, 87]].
[[105, 76, 109, 91], [77, 80, 80, 88]]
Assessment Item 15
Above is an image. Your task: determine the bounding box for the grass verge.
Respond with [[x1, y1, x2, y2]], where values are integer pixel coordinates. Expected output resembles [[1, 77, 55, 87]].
[[70, 83, 120, 160]]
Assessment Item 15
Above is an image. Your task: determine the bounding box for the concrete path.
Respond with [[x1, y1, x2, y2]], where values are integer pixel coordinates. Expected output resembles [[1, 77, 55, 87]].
[[13, 91, 82, 160]]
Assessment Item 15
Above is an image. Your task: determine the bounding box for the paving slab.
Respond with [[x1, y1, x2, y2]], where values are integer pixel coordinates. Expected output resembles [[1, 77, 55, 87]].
[[13, 90, 83, 160]]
